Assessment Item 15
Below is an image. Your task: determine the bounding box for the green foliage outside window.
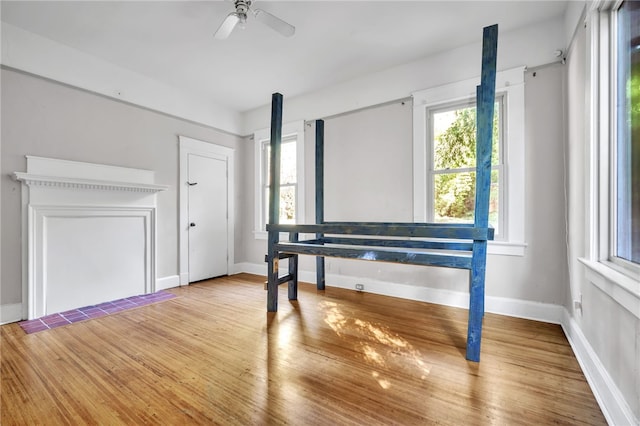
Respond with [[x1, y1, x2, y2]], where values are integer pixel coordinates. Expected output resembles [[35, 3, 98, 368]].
[[433, 104, 499, 225]]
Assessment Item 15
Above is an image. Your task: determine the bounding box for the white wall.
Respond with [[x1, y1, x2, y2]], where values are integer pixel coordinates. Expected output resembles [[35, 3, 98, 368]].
[[242, 17, 567, 134], [1, 68, 243, 312], [1, 23, 244, 135]]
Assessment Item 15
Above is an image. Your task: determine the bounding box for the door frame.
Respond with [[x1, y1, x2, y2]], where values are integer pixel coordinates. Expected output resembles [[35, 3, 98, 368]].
[[179, 136, 235, 285]]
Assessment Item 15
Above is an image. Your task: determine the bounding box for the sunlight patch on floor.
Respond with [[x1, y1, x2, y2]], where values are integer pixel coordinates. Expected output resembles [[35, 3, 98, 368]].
[[319, 299, 432, 389], [321, 301, 347, 336], [371, 371, 391, 389]]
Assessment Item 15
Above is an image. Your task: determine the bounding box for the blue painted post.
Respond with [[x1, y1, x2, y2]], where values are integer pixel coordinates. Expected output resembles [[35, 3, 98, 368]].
[[315, 120, 326, 290], [267, 93, 284, 312], [467, 24, 497, 362], [288, 232, 299, 300]]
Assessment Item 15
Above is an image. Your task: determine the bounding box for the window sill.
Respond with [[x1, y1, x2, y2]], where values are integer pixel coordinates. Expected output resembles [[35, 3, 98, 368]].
[[488, 240, 527, 256], [578, 258, 640, 320]]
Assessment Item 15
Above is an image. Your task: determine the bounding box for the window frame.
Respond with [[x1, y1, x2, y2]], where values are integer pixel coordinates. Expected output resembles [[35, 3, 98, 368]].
[[253, 121, 305, 239], [412, 66, 526, 256]]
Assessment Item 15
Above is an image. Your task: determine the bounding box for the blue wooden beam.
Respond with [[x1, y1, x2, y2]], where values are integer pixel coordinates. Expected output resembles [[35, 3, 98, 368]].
[[275, 242, 472, 269], [267, 223, 494, 240], [288, 232, 299, 300], [268, 93, 284, 226], [267, 93, 284, 312], [320, 237, 474, 252], [283, 237, 474, 252], [277, 274, 295, 285], [325, 221, 483, 228], [466, 23, 498, 363], [474, 26, 497, 231], [315, 120, 326, 290]]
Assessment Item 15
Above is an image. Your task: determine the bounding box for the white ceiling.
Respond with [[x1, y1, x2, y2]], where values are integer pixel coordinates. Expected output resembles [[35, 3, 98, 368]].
[[1, 1, 568, 113]]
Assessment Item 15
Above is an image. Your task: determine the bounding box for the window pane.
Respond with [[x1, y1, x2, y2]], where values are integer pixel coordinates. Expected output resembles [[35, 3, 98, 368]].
[[281, 141, 297, 185], [434, 170, 499, 231], [262, 136, 298, 228], [263, 139, 297, 185], [280, 186, 296, 224], [264, 186, 297, 226], [432, 102, 500, 171], [434, 107, 477, 169], [616, 1, 640, 264], [264, 187, 269, 228]]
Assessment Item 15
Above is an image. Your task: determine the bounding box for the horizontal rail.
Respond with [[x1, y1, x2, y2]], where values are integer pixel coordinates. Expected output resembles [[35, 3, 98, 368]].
[[274, 242, 472, 270], [267, 223, 494, 240], [264, 252, 297, 262], [322, 221, 477, 228], [277, 274, 295, 285], [293, 237, 473, 252]]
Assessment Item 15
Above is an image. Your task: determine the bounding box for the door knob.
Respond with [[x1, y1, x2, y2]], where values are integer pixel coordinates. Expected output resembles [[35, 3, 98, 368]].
[[187, 181, 198, 186], [190, 222, 196, 227]]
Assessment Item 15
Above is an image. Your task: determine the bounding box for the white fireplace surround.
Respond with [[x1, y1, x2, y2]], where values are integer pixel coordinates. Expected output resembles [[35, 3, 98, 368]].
[[14, 156, 168, 320]]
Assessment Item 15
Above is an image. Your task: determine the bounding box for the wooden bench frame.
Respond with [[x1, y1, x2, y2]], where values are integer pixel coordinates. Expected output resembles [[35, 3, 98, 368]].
[[266, 25, 498, 362]]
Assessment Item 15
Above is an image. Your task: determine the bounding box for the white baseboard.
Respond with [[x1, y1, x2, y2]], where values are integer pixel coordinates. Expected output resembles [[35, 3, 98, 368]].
[[315, 271, 562, 323], [233, 262, 266, 276], [156, 275, 180, 291], [239, 263, 563, 324], [178, 272, 190, 286], [1, 303, 23, 325], [561, 310, 638, 426], [486, 294, 564, 324]]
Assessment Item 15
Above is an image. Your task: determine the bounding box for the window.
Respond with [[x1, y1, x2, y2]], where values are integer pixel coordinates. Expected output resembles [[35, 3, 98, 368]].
[[430, 98, 503, 234], [579, 1, 639, 314], [412, 67, 526, 256], [613, 0, 639, 268], [254, 121, 305, 237]]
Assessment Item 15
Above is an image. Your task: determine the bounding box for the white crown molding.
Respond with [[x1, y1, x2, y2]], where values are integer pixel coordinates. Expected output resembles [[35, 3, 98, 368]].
[[13, 172, 168, 193]]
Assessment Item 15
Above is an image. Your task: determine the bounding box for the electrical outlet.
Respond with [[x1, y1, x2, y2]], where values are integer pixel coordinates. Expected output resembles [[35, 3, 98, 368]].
[[355, 283, 364, 291], [574, 294, 583, 316]]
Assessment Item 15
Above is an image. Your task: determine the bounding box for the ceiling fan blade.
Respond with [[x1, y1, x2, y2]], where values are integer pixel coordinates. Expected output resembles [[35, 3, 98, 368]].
[[214, 12, 240, 40], [253, 8, 295, 37]]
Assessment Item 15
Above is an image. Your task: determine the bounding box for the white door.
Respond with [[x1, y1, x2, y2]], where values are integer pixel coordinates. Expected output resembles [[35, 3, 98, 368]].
[[188, 154, 228, 282]]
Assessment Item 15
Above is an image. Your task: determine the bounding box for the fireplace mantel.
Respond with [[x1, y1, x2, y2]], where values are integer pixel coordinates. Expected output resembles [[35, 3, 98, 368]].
[[16, 156, 168, 319], [14, 172, 168, 193]]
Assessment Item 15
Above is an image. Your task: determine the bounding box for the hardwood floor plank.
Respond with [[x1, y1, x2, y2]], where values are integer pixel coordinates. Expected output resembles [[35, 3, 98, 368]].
[[1, 274, 605, 425]]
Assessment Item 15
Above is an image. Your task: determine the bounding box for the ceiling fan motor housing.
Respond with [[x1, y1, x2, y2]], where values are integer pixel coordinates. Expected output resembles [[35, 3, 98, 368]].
[[235, 0, 250, 16]]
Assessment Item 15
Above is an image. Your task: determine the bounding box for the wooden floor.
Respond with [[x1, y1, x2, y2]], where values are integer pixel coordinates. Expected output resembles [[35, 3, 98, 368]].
[[1, 274, 605, 425]]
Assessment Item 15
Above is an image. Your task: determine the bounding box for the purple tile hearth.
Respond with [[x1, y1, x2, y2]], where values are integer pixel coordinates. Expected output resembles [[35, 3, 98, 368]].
[[19, 291, 176, 334]]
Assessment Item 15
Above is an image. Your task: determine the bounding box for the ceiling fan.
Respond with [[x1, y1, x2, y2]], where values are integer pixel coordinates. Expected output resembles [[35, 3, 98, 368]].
[[214, 0, 295, 40]]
